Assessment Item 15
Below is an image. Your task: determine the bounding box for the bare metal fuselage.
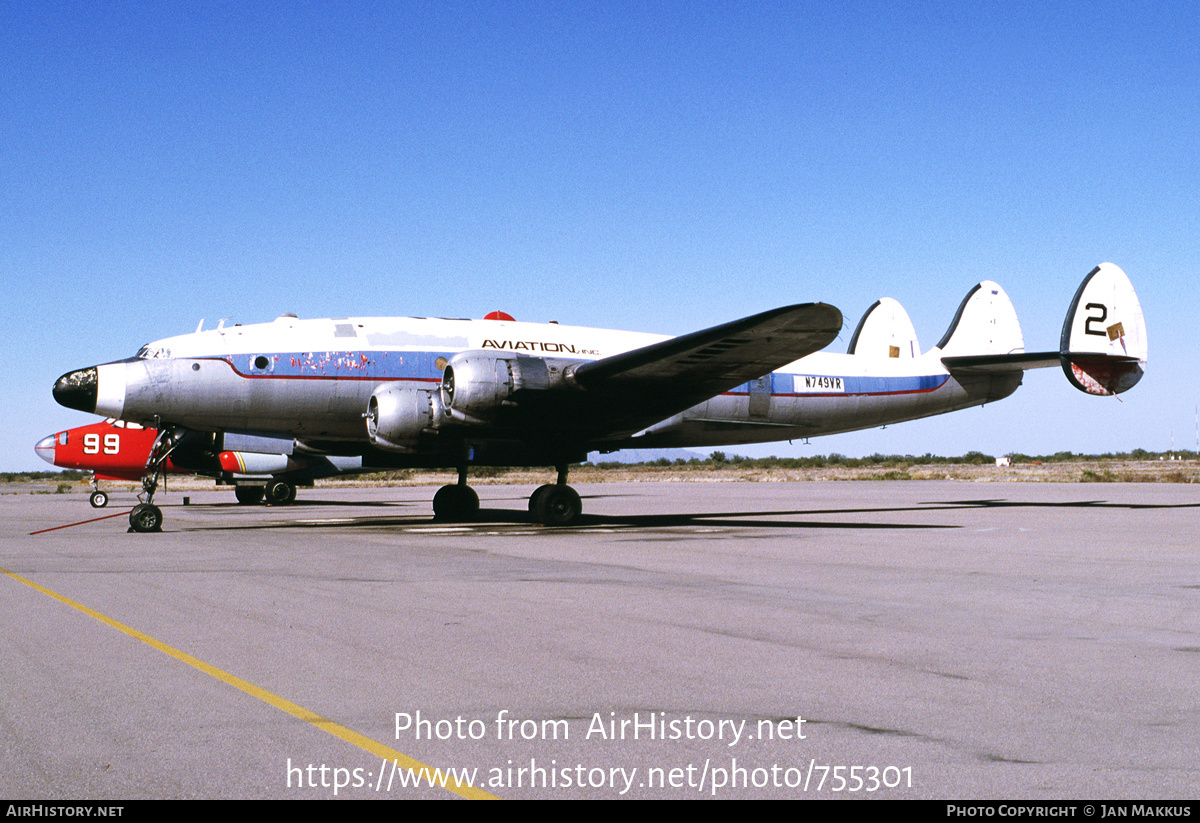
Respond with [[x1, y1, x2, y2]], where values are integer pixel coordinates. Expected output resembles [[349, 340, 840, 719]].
[[89, 314, 1018, 459]]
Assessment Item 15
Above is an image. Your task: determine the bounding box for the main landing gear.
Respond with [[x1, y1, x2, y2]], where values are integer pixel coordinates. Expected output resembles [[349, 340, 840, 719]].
[[432, 466, 480, 522], [264, 479, 297, 505], [432, 464, 583, 526], [235, 485, 265, 505], [528, 464, 582, 526], [233, 481, 297, 505]]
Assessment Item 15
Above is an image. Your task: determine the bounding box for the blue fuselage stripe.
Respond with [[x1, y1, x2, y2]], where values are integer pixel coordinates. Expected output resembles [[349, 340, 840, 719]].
[[726, 373, 948, 396], [212, 352, 949, 397]]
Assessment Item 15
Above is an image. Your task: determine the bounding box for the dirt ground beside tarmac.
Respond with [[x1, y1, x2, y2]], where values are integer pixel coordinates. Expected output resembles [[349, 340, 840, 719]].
[[10, 459, 1199, 499]]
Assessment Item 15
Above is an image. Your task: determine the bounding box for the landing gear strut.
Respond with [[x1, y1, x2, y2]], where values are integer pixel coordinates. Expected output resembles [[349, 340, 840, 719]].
[[129, 424, 178, 533]]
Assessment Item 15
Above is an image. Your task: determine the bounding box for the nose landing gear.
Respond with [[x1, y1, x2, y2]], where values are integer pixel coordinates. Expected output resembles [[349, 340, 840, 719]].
[[88, 476, 109, 508], [128, 425, 179, 533]]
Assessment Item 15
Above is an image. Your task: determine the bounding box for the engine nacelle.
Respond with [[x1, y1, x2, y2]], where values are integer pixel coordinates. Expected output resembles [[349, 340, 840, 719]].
[[366, 385, 439, 452], [440, 352, 581, 425]]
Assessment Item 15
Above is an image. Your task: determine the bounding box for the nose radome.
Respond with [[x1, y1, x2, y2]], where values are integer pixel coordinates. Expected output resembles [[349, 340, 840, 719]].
[[34, 435, 57, 465], [53, 367, 98, 413]]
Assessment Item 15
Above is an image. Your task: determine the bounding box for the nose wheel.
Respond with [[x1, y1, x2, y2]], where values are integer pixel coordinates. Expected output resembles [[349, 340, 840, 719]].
[[129, 502, 163, 533]]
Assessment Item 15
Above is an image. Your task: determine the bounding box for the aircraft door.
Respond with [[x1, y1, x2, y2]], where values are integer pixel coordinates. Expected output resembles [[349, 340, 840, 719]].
[[749, 376, 771, 419]]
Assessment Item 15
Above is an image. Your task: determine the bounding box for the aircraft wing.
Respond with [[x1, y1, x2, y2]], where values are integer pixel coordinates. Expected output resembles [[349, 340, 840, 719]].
[[552, 302, 843, 438]]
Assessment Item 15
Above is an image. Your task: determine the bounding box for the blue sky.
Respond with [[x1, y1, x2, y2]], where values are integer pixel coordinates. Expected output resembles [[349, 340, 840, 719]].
[[4, 1, 1197, 470]]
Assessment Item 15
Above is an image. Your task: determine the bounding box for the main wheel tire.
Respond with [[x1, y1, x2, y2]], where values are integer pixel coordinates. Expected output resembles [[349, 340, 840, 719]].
[[129, 503, 163, 533], [264, 480, 294, 505], [89, 490, 109, 508], [528, 484, 554, 514], [533, 485, 582, 526], [235, 485, 265, 505], [432, 484, 480, 522]]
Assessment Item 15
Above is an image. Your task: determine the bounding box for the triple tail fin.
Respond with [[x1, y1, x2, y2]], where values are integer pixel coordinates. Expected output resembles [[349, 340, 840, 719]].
[[847, 298, 920, 359], [935, 281, 1025, 358], [1059, 263, 1146, 395], [940, 263, 1147, 395]]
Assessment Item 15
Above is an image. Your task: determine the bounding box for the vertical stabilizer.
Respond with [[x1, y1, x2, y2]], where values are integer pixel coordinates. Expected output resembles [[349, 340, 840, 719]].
[[846, 298, 920, 359], [935, 281, 1024, 358], [1059, 262, 1146, 395]]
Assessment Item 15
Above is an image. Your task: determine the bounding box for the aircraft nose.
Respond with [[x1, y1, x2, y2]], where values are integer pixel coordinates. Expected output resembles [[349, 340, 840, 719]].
[[34, 435, 57, 466], [53, 367, 98, 413]]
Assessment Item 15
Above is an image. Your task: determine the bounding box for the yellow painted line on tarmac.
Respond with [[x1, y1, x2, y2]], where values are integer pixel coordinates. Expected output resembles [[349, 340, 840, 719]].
[[1, 565, 497, 800]]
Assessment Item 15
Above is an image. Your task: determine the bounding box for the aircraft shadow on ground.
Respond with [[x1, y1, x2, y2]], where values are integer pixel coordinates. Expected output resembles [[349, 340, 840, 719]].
[[189, 512, 956, 532], [931, 498, 1200, 511], [180, 493, 1200, 534]]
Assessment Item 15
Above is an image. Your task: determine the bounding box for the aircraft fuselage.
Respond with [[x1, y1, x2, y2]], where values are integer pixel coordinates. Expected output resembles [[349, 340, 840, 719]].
[[57, 314, 1016, 459]]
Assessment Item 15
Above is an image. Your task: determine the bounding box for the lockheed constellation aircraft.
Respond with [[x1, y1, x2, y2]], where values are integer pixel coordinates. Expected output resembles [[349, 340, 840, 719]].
[[50, 263, 1145, 532]]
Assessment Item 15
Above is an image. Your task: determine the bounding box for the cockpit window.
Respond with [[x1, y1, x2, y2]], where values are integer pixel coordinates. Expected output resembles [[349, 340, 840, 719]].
[[136, 344, 171, 359]]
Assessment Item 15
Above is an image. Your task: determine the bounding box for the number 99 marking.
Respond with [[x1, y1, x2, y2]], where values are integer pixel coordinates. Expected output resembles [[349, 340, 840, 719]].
[[83, 433, 120, 454]]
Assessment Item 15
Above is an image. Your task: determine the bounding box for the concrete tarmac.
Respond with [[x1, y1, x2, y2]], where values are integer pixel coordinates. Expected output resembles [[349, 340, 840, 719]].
[[2, 481, 1198, 799]]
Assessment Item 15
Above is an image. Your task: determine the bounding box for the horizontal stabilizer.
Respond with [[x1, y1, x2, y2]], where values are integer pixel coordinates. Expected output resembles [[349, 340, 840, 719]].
[[941, 351, 1060, 373]]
